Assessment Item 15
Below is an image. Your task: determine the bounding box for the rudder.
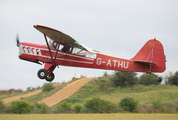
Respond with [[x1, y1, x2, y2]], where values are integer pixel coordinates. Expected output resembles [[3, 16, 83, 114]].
[[131, 38, 166, 73]]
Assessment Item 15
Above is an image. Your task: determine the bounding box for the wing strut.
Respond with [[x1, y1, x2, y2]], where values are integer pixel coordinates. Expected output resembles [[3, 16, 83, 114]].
[[54, 37, 62, 63], [44, 34, 55, 64], [44, 34, 62, 65], [43, 34, 62, 77]]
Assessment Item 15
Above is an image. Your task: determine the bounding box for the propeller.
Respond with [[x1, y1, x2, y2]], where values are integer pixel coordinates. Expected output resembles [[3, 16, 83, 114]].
[[16, 34, 21, 47]]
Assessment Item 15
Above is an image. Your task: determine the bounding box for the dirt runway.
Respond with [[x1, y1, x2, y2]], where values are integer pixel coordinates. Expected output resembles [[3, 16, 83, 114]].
[[38, 78, 94, 107]]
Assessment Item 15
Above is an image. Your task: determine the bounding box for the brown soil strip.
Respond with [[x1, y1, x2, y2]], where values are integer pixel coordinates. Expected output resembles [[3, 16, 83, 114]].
[[38, 78, 94, 107], [1, 89, 42, 104], [1, 83, 61, 104]]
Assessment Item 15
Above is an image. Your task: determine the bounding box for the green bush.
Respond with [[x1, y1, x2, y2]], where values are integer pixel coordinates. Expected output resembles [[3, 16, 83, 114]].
[[65, 98, 81, 104], [73, 103, 83, 113], [107, 87, 116, 92], [168, 71, 178, 86], [42, 83, 55, 92], [0, 101, 6, 113], [119, 97, 138, 112], [57, 101, 71, 113], [152, 99, 162, 109], [97, 76, 114, 92], [112, 71, 137, 87], [85, 97, 116, 113], [9, 100, 33, 114], [139, 74, 159, 85], [33, 102, 48, 113]]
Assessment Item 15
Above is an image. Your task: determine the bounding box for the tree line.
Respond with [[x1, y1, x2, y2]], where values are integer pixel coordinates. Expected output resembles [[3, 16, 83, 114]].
[[111, 71, 178, 87]]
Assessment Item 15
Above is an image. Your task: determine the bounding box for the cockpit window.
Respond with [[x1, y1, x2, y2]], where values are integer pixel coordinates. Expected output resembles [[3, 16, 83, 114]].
[[47, 40, 96, 59], [48, 40, 59, 50], [71, 47, 96, 59]]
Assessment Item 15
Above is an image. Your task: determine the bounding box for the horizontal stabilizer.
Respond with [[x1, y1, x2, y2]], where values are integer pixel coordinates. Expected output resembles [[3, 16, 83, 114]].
[[134, 60, 157, 65]]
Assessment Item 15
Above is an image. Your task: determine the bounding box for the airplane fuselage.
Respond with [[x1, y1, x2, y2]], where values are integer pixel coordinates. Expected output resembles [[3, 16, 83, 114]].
[[19, 41, 165, 74]]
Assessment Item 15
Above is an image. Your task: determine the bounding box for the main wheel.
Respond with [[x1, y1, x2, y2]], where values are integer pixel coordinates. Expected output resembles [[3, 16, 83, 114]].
[[157, 77, 162, 83], [45, 73, 55, 82], [37, 69, 48, 79]]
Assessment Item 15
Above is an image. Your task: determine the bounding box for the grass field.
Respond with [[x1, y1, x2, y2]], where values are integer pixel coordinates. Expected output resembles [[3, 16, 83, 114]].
[[63, 80, 178, 105], [0, 114, 178, 120], [1, 76, 178, 114]]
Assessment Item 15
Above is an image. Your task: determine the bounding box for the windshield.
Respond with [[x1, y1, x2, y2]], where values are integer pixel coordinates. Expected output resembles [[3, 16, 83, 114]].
[[48, 39, 53, 48], [48, 40, 59, 50]]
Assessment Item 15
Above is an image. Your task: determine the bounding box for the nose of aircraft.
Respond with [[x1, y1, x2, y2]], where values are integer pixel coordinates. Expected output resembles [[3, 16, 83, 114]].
[[16, 35, 23, 58], [16, 35, 21, 47]]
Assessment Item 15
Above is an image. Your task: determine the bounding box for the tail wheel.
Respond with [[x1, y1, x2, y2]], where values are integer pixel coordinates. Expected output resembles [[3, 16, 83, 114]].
[[157, 77, 162, 83], [37, 69, 48, 79], [150, 73, 162, 83], [45, 73, 55, 82]]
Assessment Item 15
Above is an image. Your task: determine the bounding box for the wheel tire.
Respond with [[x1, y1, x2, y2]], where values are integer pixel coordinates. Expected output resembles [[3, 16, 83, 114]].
[[37, 69, 48, 79], [157, 77, 162, 83], [45, 73, 55, 82]]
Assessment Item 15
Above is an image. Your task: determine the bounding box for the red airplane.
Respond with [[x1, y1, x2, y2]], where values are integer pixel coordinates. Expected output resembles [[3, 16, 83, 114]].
[[17, 25, 166, 82]]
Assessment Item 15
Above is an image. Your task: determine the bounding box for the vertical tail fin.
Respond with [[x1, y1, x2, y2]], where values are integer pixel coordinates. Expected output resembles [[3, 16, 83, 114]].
[[131, 38, 166, 73]]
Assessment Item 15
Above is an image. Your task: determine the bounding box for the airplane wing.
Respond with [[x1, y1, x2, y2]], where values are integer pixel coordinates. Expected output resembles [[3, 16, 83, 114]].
[[33, 25, 98, 53]]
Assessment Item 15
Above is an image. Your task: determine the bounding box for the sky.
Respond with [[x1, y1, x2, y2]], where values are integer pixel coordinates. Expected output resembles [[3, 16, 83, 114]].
[[0, 0, 178, 90]]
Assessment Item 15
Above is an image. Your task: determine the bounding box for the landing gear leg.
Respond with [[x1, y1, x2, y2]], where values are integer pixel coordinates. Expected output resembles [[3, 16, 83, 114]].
[[149, 73, 162, 83], [149, 64, 162, 83], [37, 63, 56, 82]]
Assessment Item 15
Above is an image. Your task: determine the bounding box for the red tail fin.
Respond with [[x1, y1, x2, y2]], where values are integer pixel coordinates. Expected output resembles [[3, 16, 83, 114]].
[[132, 38, 166, 73]]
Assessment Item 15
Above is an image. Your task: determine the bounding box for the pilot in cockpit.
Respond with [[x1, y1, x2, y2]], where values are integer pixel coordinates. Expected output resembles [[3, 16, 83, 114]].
[[61, 45, 68, 52], [52, 42, 58, 50]]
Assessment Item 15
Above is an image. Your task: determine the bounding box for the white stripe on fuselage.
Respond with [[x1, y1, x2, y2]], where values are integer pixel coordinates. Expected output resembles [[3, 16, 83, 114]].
[[20, 45, 94, 64]]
